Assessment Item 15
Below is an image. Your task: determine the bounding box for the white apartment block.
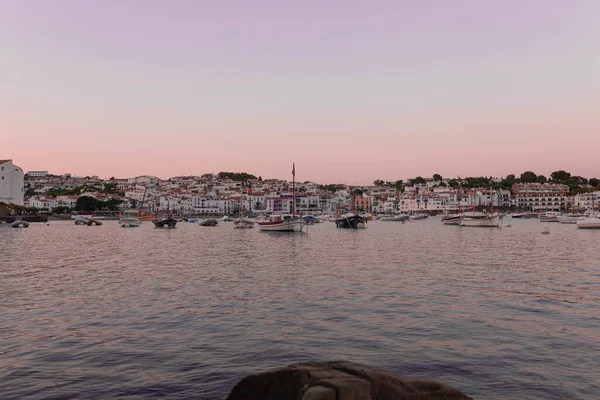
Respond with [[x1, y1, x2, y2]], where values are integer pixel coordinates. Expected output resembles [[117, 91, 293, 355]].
[[0, 160, 24, 206]]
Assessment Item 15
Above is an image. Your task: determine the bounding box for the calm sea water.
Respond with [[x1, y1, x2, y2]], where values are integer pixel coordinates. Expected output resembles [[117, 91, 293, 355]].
[[1, 218, 599, 399]]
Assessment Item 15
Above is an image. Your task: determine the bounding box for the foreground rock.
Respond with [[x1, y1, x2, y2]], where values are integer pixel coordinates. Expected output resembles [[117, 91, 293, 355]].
[[227, 360, 473, 400]]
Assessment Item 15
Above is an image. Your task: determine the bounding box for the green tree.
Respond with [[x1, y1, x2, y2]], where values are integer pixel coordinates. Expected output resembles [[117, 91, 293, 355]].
[[537, 175, 547, 184], [395, 180, 404, 192], [448, 179, 459, 188], [75, 196, 103, 212], [589, 178, 599, 187], [52, 206, 71, 214], [105, 198, 124, 211], [217, 172, 257, 181], [550, 170, 571, 183], [373, 179, 385, 186], [520, 171, 537, 183], [433, 174, 443, 181]]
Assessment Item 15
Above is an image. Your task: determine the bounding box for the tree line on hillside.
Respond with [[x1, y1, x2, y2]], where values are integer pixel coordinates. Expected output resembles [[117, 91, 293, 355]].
[[25, 183, 121, 198], [373, 170, 599, 193]]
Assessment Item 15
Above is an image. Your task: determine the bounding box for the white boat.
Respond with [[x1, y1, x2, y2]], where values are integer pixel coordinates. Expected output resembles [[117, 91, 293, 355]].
[[557, 214, 585, 224], [576, 217, 600, 229], [441, 214, 462, 225], [381, 214, 409, 222], [258, 214, 304, 232], [258, 163, 304, 232], [409, 213, 428, 221], [234, 218, 255, 229], [460, 213, 501, 227], [539, 211, 561, 222], [71, 214, 106, 220], [233, 190, 255, 229], [119, 210, 142, 227]]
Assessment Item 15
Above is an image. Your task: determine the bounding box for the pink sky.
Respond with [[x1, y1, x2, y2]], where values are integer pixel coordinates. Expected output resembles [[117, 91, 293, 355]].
[[1, 0, 599, 184]]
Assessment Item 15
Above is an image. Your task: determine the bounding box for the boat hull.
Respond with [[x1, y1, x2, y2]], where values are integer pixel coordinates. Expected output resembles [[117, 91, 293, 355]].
[[258, 220, 304, 232], [234, 219, 255, 229], [442, 216, 462, 225], [153, 218, 177, 229], [576, 218, 600, 229], [335, 214, 367, 229], [119, 218, 141, 227], [460, 215, 501, 227]]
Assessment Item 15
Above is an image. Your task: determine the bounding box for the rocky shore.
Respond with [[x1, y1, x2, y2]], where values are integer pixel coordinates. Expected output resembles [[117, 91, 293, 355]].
[[227, 360, 473, 400]]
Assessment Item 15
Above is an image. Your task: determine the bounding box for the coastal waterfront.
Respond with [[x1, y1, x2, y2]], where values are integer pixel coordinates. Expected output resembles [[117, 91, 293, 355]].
[[1, 219, 599, 399]]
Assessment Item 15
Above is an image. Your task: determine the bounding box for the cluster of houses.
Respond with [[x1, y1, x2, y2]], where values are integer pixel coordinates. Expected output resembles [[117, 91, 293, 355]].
[[21, 171, 600, 215]]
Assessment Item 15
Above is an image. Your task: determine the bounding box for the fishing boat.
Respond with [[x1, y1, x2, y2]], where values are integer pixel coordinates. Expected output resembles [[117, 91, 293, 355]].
[[200, 218, 219, 226], [258, 214, 304, 232], [539, 211, 561, 222], [153, 215, 177, 229], [512, 212, 539, 219], [460, 213, 501, 227], [74, 217, 88, 225], [441, 214, 462, 225], [257, 163, 304, 233], [380, 214, 409, 222], [460, 189, 502, 227], [119, 210, 142, 227], [335, 213, 367, 229], [87, 219, 103, 226]]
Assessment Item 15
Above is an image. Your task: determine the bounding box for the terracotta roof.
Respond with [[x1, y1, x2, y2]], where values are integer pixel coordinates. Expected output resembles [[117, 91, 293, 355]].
[[0, 160, 10, 165]]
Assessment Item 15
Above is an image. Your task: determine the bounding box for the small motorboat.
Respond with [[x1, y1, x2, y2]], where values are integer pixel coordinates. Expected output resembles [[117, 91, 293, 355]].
[[234, 218, 255, 229], [74, 218, 88, 225], [87, 219, 103, 226], [153, 215, 177, 229], [11, 220, 29, 228], [200, 218, 219, 226]]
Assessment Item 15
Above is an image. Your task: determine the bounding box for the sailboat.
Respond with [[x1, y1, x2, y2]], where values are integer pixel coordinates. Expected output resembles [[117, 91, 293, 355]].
[[234, 189, 255, 229], [442, 179, 463, 225], [257, 164, 304, 232], [576, 191, 600, 229], [460, 188, 501, 227], [151, 194, 176, 228]]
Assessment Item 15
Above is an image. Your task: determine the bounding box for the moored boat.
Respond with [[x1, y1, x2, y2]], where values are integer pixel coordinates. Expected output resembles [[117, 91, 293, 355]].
[[335, 213, 367, 229], [234, 218, 255, 229], [119, 210, 142, 227], [381, 214, 409, 222], [557, 213, 585, 224], [258, 214, 304, 232], [409, 213, 428, 221], [200, 218, 219, 226], [11, 220, 29, 228], [539, 211, 561, 222], [460, 213, 501, 227], [153, 215, 177, 229], [441, 214, 462, 225], [576, 216, 600, 229]]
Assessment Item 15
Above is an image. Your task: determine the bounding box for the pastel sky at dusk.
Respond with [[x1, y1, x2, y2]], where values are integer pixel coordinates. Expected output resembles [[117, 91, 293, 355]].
[[1, 0, 599, 184]]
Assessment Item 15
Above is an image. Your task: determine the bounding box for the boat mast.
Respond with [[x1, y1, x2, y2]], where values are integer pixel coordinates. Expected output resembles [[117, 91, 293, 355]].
[[292, 163, 296, 218]]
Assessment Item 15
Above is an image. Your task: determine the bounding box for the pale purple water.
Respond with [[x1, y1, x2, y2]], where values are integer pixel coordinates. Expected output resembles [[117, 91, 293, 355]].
[[1, 218, 598, 399]]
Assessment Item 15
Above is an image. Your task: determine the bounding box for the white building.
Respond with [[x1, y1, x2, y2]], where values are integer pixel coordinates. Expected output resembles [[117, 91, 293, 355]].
[[0, 160, 25, 206], [26, 171, 49, 178]]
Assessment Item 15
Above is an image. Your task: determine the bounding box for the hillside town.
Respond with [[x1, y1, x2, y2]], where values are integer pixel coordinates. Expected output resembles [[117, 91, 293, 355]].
[[2, 159, 598, 217]]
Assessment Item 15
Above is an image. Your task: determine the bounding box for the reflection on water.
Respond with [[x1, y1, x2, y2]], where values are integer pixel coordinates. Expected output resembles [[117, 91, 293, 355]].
[[1, 219, 598, 399]]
